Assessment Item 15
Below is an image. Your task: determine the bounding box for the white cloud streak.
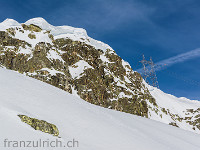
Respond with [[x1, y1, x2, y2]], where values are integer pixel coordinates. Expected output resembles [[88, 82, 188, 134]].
[[137, 48, 200, 73]]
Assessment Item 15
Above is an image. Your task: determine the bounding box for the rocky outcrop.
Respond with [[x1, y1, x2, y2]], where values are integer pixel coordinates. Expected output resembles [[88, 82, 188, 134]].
[[18, 115, 59, 136], [1, 19, 200, 134], [0, 26, 155, 118], [183, 108, 200, 130]]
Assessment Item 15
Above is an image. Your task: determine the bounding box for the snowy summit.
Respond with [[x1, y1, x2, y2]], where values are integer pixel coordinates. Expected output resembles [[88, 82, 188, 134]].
[[0, 17, 200, 150]]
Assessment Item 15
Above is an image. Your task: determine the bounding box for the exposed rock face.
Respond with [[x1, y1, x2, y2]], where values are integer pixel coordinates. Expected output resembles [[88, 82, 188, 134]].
[[18, 115, 59, 136], [0, 25, 155, 118], [183, 108, 200, 130], [22, 24, 42, 32], [169, 122, 179, 127], [0, 18, 200, 134], [165, 108, 200, 130]]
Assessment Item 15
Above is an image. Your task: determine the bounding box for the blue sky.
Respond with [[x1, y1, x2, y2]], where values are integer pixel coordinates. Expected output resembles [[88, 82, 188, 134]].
[[0, 0, 200, 100]]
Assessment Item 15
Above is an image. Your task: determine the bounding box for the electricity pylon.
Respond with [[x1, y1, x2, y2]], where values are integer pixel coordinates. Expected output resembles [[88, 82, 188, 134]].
[[140, 55, 159, 88]]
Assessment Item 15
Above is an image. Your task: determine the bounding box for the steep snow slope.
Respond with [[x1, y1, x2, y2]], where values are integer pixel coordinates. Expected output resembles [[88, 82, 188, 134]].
[[0, 17, 200, 135], [0, 67, 200, 150], [145, 83, 200, 133]]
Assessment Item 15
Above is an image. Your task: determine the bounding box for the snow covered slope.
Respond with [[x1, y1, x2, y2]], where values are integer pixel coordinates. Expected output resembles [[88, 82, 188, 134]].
[[0, 67, 200, 150], [143, 83, 200, 133], [0, 17, 200, 135]]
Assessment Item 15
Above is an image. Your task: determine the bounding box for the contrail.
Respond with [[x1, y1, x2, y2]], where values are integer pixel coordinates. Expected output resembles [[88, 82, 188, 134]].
[[137, 48, 200, 73]]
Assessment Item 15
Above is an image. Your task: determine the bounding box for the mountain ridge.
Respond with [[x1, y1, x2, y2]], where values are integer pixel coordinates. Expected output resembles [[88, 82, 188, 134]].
[[0, 17, 200, 134], [0, 17, 113, 51]]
